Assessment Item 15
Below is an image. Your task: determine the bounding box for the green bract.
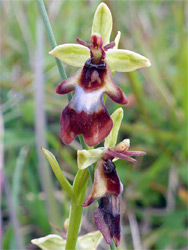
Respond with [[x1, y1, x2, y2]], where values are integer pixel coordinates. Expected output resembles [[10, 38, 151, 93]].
[[41, 148, 74, 199], [49, 2, 151, 72], [31, 231, 103, 250], [77, 108, 128, 169], [104, 108, 123, 148]]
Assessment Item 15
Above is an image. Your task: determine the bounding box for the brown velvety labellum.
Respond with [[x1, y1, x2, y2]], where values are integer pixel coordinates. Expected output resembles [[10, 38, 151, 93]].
[[60, 105, 113, 147]]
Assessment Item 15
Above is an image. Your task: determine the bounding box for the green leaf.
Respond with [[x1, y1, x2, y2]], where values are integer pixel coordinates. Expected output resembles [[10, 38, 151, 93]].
[[31, 231, 103, 250], [31, 234, 65, 250], [49, 44, 90, 67], [77, 148, 104, 169], [106, 49, 151, 72], [92, 3, 112, 45], [41, 148, 74, 198], [104, 108, 123, 148]]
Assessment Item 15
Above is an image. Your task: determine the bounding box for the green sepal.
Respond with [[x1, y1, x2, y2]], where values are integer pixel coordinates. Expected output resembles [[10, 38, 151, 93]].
[[92, 3, 112, 45], [49, 44, 90, 67], [104, 108, 123, 148], [77, 148, 104, 169], [106, 49, 151, 72]]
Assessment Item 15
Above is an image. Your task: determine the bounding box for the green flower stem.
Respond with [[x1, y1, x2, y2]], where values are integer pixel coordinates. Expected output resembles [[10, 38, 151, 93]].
[[78, 135, 88, 150], [110, 240, 117, 250], [73, 169, 89, 197], [65, 181, 88, 250], [66, 202, 83, 250], [37, 0, 71, 102]]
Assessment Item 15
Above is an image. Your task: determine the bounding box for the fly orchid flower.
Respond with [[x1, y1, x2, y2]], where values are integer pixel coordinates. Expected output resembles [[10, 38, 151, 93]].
[[50, 3, 151, 146], [78, 108, 146, 246], [83, 159, 122, 247]]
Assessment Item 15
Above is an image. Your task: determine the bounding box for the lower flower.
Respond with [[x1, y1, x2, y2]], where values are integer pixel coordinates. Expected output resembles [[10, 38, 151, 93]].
[[81, 139, 146, 247], [82, 159, 123, 247]]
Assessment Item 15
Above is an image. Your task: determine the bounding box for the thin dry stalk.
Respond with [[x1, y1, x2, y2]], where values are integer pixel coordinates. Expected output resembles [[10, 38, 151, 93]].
[[127, 208, 142, 250]]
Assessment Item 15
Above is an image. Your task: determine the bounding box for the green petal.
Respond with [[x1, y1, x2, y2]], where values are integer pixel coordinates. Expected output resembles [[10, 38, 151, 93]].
[[106, 49, 151, 72], [92, 3, 112, 45], [114, 31, 121, 49], [31, 234, 65, 250], [104, 108, 123, 148], [78, 231, 103, 250], [49, 44, 90, 67], [77, 148, 104, 169]]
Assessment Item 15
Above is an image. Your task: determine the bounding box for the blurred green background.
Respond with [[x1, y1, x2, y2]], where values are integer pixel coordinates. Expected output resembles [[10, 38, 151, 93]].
[[1, 0, 187, 249]]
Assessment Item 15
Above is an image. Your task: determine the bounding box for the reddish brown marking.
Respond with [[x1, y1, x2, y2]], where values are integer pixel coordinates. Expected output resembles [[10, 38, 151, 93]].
[[104, 168, 121, 195], [56, 83, 74, 94], [60, 104, 113, 147], [94, 196, 121, 247]]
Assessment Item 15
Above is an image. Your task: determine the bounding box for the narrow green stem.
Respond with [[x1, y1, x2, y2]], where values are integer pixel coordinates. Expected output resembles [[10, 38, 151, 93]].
[[78, 135, 88, 150], [65, 181, 88, 250], [37, 0, 71, 102], [73, 169, 89, 196], [66, 202, 83, 249], [110, 240, 117, 250]]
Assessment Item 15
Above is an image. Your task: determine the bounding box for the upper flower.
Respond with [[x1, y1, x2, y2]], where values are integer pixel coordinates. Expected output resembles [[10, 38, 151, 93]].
[[49, 3, 151, 147], [50, 3, 151, 72]]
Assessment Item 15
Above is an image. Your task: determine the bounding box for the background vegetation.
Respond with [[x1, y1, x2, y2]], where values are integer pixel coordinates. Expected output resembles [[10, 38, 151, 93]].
[[1, 0, 187, 249]]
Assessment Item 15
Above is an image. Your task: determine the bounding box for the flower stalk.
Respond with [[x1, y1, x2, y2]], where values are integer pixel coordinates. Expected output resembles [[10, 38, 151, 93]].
[[66, 181, 88, 250]]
